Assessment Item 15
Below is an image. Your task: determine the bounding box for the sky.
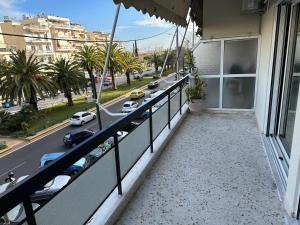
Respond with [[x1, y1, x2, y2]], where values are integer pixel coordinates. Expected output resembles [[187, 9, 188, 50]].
[[0, 0, 196, 51]]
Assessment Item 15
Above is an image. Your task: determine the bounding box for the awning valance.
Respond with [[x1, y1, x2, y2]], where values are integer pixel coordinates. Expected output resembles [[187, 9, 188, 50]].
[[113, 0, 191, 27]]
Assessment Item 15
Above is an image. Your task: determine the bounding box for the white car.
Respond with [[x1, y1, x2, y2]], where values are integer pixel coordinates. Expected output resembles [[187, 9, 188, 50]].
[[143, 97, 152, 104], [69, 111, 96, 126], [122, 101, 139, 113]]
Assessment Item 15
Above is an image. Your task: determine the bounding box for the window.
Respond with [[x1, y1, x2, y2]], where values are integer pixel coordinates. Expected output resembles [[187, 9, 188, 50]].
[[194, 38, 258, 110]]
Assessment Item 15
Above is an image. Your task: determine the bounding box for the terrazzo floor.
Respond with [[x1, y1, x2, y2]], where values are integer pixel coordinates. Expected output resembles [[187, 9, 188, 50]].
[[115, 113, 287, 225]]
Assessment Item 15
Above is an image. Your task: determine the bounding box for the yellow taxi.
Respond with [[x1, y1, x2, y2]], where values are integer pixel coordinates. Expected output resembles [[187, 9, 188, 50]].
[[130, 89, 145, 99]]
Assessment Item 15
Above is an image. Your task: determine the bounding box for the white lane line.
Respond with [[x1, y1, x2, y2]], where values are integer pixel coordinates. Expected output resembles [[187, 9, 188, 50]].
[[0, 161, 27, 178]]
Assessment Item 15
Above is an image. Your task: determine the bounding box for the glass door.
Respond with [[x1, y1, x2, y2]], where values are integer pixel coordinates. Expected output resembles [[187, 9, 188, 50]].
[[268, 2, 300, 180]]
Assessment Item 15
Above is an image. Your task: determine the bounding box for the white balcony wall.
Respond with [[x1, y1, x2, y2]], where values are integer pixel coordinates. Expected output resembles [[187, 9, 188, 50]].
[[202, 0, 260, 40], [255, 2, 277, 133]]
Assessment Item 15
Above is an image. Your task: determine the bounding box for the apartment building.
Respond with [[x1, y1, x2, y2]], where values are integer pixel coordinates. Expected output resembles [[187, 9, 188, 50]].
[[46, 15, 87, 59], [21, 15, 55, 63], [0, 18, 25, 60]]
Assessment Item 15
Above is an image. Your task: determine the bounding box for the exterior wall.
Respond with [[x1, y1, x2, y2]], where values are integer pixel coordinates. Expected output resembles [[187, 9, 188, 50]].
[[202, 0, 260, 39], [255, 3, 277, 133]]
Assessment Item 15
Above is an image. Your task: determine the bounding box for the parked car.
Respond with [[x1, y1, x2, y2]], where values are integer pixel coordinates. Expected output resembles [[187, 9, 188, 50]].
[[148, 81, 159, 89], [130, 89, 145, 99], [0, 174, 39, 225], [86, 131, 128, 164], [103, 77, 112, 86], [122, 121, 141, 133], [63, 129, 95, 147], [69, 111, 96, 126], [133, 72, 143, 80], [122, 101, 139, 113], [136, 105, 160, 120], [40, 152, 87, 175], [1, 101, 16, 109], [31, 175, 71, 204]]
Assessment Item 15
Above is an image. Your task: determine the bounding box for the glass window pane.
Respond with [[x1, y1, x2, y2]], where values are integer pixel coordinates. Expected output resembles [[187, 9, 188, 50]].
[[279, 6, 300, 156], [222, 77, 256, 109], [224, 39, 258, 74], [202, 78, 220, 108], [194, 41, 221, 75]]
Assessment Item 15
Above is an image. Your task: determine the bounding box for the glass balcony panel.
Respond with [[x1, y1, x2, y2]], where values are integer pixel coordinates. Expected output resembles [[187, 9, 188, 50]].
[[170, 91, 180, 118], [224, 39, 258, 74], [119, 119, 151, 177], [152, 101, 168, 139], [35, 149, 117, 225], [194, 41, 221, 75], [222, 77, 256, 109], [182, 85, 188, 104]]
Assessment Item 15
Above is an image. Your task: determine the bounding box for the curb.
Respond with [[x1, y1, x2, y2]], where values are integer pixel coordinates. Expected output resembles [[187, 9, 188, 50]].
[[22, 74, 172, 143], [0, 142, 21, 156]]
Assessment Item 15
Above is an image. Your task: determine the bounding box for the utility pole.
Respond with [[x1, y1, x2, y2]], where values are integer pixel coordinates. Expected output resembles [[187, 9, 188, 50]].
[[176, 26, 179, 80]]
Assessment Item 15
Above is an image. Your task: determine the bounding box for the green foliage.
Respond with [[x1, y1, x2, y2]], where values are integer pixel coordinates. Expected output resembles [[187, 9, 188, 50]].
[[47, 58, 87, 106], [185, 72, 206, 101], [185, 49, 196, 72], [0, 50, 57, 110], [0, 143, 7, 150]]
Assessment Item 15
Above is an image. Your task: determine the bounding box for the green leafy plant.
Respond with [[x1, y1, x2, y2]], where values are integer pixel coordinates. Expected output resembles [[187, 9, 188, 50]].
[[185, 72, 206, 102]]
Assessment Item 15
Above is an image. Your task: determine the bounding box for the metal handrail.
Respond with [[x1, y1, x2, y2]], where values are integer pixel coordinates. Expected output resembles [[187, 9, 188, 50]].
[[0, 75, 189, 218]]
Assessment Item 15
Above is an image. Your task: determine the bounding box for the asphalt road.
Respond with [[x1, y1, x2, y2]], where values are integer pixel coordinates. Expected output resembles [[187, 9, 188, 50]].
[[0, 74, 175, 183]]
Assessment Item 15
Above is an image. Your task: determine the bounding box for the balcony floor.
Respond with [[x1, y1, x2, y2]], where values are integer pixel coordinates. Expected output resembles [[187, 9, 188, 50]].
[[116, 113, 287, 225]]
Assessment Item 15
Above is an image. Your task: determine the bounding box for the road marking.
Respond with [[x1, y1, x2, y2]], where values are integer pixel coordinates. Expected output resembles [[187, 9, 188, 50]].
[[0, 161, 27, 178]]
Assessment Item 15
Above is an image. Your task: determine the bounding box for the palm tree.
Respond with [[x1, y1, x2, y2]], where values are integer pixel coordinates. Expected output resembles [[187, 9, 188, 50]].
[[74, 45, 102, 99], [99, 42, 125, 90], [47, 58, 86, 106], [0, 58, 11, 79], [150, 52, 163, 73], [122, 53, 142, 85], [0, 50, 56, 111]]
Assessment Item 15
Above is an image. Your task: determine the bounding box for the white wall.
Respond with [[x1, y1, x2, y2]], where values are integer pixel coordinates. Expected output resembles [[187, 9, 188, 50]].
[[255, 4, 276, 133], [202, 0, 260, 40]]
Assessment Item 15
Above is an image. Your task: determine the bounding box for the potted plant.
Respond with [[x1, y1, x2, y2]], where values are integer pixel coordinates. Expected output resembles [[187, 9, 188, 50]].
[[185, 72, 205, 114]]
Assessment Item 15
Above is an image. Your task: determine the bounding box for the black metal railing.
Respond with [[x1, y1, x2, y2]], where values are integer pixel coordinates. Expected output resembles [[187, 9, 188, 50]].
[[0, 75, 189, 225]]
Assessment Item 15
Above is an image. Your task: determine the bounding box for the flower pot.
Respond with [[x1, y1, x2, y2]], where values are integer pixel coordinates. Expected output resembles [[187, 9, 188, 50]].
[[188, 99, 203, 114]]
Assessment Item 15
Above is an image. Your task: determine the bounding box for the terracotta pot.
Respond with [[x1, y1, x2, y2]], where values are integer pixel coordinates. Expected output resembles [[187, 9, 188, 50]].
[[188, 99, 203, 114]]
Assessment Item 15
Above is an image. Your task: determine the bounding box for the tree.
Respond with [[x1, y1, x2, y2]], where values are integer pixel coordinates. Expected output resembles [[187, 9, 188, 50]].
[[122, 53, 142, 85], [0, 50, 56, 111], [185, 49, 196, 72], [0, 58, 11, 79], [75, 45, 102, 99], [47, 58, 86, 106], [99, 42, 125, 90], [149, 52, 163, 73]]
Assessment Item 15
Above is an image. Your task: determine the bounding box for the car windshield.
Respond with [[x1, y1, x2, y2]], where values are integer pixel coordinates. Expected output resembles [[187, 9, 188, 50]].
[[64, 134, 71, 139], [72, 115, 80, 119], [123, 103, 131, 107]]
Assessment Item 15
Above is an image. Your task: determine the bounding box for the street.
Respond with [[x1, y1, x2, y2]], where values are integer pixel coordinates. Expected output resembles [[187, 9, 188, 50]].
[[0, 74, 175, 183]]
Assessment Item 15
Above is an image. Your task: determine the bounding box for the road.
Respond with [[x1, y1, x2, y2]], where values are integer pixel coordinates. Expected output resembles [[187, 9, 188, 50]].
[[0, 74, 175, 183]]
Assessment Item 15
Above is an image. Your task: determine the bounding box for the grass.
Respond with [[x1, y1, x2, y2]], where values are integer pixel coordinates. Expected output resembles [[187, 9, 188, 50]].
[[21, 77, 155, 135]]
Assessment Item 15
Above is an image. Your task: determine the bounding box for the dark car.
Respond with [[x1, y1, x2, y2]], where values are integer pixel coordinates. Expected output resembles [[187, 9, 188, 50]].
[[148, 81, 159, 89], [122, 121, 141, 133], [63, 129, 95, 147]]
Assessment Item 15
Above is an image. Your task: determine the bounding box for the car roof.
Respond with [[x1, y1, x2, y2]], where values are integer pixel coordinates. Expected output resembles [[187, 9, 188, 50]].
[[73, 112, 87, 116], [124, 101, 136, 104], [68, 128, 91, 135], [41, 152, 65, 162]]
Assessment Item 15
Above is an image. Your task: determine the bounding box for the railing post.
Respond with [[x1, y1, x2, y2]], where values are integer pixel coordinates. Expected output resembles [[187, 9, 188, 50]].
[[179, 85, 182, 114], [149, 107, 154, 153], [23, 197, 37, 225], [168, 93, 171, 129], [114, 134, 122, 195]]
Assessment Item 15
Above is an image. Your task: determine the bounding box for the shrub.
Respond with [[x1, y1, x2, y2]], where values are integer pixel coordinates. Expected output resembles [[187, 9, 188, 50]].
[[0, 143, 7, 151]]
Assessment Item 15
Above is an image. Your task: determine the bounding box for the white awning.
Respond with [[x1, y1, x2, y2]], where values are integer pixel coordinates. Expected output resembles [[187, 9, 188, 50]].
[[113, 0, 191, 27]]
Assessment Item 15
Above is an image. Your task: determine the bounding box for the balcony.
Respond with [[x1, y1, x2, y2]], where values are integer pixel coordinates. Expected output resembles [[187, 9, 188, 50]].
[[0, 76, 289, 225], [23, 26, 49, 33]]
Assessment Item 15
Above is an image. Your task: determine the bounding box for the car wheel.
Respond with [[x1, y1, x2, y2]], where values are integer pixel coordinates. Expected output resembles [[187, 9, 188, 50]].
[[93, 115, 96, 120], [72, 170, 79, 176], [81, 121, 85, 125]]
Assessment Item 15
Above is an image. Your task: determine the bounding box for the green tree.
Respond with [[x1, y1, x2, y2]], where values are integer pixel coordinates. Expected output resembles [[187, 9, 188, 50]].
[[47, 58, 86, 106], [185, 49, 196, 72], [0, 50, 56, 111], [99, 42, 125, 90], [122, 53, 142, 85], [75, 45, 102, 99], [149, 52, 163, 73], [0, 58, 11, 79]]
